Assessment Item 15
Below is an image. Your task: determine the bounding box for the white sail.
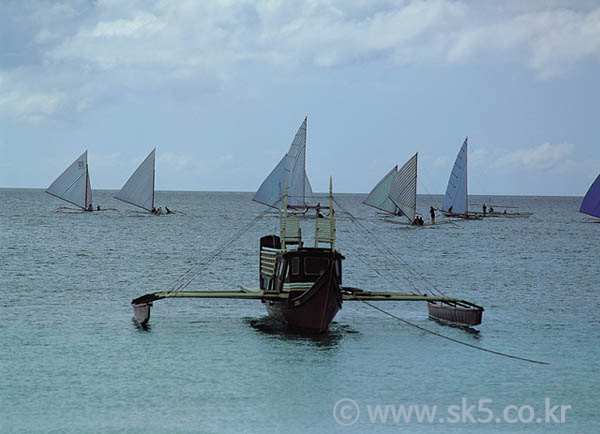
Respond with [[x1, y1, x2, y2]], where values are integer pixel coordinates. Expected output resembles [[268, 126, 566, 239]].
[[115, 149, 155, 212], [253, 118, 311, 209], [46, 150, 92, 209], [389, 153, 417, 222], [443, 137, 468, 215], [363, 166, 399, 214]]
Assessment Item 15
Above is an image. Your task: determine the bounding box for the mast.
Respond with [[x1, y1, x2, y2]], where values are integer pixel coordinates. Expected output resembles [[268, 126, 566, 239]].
[[85, 163, 89, 209], [465, 137, 468, 216], [302, 116, 307, 206], [152, 152, 155, 210]]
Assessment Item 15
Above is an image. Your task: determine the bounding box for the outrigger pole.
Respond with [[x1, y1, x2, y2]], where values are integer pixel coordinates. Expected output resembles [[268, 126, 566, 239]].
[[131, 287, 481, 327]]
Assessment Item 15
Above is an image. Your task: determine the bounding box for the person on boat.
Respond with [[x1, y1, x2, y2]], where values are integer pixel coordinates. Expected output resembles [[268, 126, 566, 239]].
[[448, 206, 453, 214], [482, 203, 487, 216], [429, 206, 435, 224], [489, 206, 494, 213], [151, 207, 157, 214], [97, 205, 100, 211], [165, 206, 172, 214], [156, 207, 163, 215], [316, 202, 323, 218], [87, 204, 93, 212]]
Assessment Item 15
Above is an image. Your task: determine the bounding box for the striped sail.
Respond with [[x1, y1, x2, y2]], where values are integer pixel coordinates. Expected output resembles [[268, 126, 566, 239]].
[[579, 174, 600, 218], [363, 166, 398, 214], [389, 153, 417, 222], [115, 149, 155, 212], [46, 150, 92, 209], [443, 137, 468, 215], [253, 118, 311, 209]]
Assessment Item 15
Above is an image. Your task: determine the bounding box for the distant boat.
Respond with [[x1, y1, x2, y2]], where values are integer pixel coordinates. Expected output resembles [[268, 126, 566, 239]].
[[441, 137, 480, 220], [579, 174, 600, 218], [46, 150, 93, 211], [364, 153, 418, 224], [253, 117, 313, 210], [115, 149, 156, 213]]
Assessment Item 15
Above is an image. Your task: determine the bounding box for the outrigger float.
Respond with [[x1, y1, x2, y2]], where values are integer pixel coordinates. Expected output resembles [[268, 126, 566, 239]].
[[132, 179, 483, 332]]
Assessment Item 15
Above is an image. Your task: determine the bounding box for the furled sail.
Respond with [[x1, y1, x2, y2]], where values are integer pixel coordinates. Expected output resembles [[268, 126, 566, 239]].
[[253, 118, 311, 209], [443, 137, 468, 215], [579, 174, 600, 218], [115, 149, 155, 212], [389, 153, 418, 222], [46, 150, 92, 210], [363, 166, 399, 214]]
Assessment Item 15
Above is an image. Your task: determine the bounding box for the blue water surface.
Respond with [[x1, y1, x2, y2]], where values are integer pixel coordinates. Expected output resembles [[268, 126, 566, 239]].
[[1, 189, 598, 433]]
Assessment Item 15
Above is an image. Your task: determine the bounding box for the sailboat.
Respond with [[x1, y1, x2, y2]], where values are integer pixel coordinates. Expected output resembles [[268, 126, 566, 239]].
[[441, 137, 480, 220], [131, 178, 483, 331], [46, 150, 93, 211], [364, 153, 419, 224], [253, 117, 314, 211], [579, 173, 600, 218], [115, 149, 156, 213]]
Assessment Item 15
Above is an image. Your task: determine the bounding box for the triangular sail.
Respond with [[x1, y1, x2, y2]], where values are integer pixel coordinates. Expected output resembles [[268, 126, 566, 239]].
[[46, 150, 91, 210], [443, 137, 468, 215], [363, 166, 399, 214], [115, 149, 155, 212], [253, 118, 311, 209], [389, 153, 417, 222], [579, 174, 600, 218]]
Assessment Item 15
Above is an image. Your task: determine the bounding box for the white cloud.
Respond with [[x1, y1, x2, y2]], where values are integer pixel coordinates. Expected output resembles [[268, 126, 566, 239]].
[[2, 1, 600, 121], [0, 73, 65, 121], [496, 142, 575, 172]]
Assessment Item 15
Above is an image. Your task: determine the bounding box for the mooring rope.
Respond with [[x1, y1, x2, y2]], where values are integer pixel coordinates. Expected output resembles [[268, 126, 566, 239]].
[[362, 301, 549, 365], [168, 208, 270, 292]]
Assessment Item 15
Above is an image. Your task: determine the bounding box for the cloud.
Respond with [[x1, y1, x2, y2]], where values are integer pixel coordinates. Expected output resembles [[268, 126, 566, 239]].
[[2, 1, 600, 121], [0, 73, 65, 121], [496, 142, 575, 172]]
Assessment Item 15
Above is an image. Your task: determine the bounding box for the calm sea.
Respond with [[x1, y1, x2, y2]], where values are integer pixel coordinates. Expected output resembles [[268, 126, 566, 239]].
[[1, 189, 598, 433]]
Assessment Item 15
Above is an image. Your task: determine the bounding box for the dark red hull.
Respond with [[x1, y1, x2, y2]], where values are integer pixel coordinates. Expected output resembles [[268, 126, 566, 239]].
[[265, 268, 342, 333]]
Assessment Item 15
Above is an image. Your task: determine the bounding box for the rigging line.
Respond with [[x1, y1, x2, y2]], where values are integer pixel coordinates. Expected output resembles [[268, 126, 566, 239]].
[[334, 198, 431, 295], [168, 209, 270, 293], [334, 197, 445, 296], [342, 241, 423, 294], [362, 218, 439, 296], [362, 301, 550, 366]]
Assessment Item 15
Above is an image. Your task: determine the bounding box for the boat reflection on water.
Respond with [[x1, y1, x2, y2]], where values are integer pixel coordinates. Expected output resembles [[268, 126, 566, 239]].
[[246, 316, 355, 348]]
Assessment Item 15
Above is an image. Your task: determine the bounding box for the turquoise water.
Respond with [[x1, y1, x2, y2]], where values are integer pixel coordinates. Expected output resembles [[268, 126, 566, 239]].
[[1, 189, 598, 433]]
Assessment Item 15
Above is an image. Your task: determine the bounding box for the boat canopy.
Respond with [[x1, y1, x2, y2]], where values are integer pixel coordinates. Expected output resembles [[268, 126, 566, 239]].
[[46, 150, 92, 210], [443, 137, 468, 214], [115, 149, 155, 212], [253, 118, 312, 209], [389, 153, 418, 222], [579, 174, 600, 218]]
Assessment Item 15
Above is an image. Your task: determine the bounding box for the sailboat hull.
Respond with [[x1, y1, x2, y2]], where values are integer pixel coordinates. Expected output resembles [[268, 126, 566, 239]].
[[427, 302, 482, 326], [265, 268, 342, 333]]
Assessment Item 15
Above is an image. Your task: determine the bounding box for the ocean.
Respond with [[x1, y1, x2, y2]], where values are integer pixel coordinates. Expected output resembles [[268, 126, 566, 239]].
[[1, 189, 598, 433]]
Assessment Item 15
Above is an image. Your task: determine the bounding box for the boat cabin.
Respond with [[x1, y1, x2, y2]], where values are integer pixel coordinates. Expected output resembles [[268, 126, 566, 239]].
[[260, 235, 343, 296]]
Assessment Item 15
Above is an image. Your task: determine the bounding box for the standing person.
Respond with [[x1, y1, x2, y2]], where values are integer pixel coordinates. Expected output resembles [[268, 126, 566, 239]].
[[429, 206, 435, 224], [482, 203, 487, 216]]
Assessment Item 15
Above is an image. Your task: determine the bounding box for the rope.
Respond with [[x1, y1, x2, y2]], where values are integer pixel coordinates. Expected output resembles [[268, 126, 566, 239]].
[[333, 197, 445, 296], [362, 301, 549, 365], [168, 208, 270, 292]]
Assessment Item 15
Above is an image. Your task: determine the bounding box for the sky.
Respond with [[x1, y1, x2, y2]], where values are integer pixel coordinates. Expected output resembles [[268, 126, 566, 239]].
[[1, 0, 599, 196]]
